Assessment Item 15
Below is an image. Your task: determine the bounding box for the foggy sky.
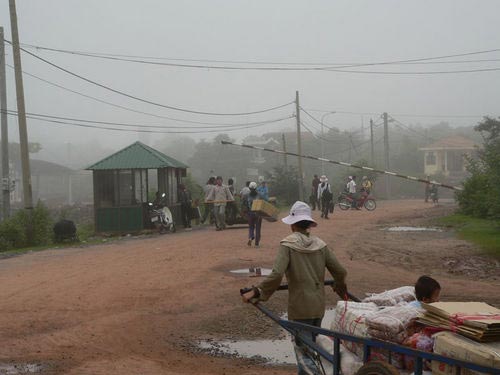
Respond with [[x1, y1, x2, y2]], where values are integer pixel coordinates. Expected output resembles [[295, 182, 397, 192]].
[[1, 0, 500, 163]]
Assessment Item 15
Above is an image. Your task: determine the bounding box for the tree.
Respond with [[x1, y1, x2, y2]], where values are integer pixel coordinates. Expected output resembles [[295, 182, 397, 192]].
[[265, 165, 300, 206], [457, 117, 500, 219]]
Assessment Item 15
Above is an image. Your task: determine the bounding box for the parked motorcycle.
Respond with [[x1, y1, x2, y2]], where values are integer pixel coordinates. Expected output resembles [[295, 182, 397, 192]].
[[337, 191, 376, 211], [148, 193, 176, 233]]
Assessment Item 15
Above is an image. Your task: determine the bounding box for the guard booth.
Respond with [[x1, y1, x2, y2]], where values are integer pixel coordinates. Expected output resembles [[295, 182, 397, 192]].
[[87, 141, 188, 233]]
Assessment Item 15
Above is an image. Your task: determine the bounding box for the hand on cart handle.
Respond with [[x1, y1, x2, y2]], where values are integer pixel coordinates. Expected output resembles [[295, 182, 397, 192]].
[[240, 280, 360, 303]]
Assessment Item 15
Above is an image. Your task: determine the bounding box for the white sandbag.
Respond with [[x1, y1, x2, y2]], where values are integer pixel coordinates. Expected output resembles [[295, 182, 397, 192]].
[[362, 286, 416, 306], [317, 334, 364, 375]]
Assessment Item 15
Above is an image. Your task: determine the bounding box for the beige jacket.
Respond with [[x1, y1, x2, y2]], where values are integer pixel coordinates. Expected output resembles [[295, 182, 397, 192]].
[[258, 232, 347, 320]]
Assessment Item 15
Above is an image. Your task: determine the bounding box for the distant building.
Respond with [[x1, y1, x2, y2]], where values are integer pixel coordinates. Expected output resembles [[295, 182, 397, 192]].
[[419, 135, 477, 176]]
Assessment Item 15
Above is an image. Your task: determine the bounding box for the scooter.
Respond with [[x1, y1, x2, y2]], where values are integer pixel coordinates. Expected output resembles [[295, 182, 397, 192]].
[[148, 193, 176, 233]]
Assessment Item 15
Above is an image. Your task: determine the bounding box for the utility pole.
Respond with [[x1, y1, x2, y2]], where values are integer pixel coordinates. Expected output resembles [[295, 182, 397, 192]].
[[281, 133, 288, 169], [383, 112, 391, 199], [1, 27, 10, 219], [370, 118, 375, 166], [295, 91, 304, 201], [9, 0, 33, 210]]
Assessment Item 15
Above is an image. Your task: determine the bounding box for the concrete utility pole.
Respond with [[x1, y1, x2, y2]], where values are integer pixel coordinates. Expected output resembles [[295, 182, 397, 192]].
[[383, 112, 391, 199], [281, 133, 288, 169], [370, 118, 375, 166], [9, 0, 33, 210], [1, 27, 10, 219], [295, 91, 304, 201]]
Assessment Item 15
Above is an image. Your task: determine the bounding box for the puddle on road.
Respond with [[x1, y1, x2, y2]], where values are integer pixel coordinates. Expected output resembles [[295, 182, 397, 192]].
[[230, 268, 272, 276], [199, 338, 296, 365], [199, 309, 337, 365], [0, 363, 43, 374], [384, 226, 442, 232]]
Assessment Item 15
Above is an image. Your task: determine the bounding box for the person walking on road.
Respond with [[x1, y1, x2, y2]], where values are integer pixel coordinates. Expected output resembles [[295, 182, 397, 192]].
[[205, 176, 234, 231], [317, 175, 333, 219], [241, 201, 348, 375], [177, 183, 192, 230], [311, 174, 321, 211], [246, 181, 266, 247], [201, 177, 216, 224]]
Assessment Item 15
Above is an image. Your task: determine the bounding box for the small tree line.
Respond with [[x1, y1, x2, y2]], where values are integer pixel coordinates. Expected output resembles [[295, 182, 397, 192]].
[[456, 117, 500, 219]]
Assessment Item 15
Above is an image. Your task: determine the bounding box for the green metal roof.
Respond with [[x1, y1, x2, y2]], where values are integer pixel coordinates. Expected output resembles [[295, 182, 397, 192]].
[[86, 141, 188, 170]]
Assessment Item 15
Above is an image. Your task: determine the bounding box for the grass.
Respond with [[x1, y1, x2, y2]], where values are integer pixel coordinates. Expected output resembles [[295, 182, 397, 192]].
[[435, 214, 500, 258], [0, 223, 119, 258]]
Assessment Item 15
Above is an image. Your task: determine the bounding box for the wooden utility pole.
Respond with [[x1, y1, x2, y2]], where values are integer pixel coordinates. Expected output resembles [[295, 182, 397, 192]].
[[281, 133, 288, 169], [383, 112, 391, 199], [9, 0, 33, 209], [295, 91, 304, 201], [370, 118, 375, 166], [0, 27, 10, 219]]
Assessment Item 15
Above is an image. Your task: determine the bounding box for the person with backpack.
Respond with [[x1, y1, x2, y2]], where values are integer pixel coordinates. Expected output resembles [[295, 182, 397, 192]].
[[317, 175, 333, 219], [246, 181, 267, 247]]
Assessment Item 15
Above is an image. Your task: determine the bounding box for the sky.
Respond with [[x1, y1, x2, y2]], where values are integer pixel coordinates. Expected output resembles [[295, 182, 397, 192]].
[[1, 0, 500, 163]]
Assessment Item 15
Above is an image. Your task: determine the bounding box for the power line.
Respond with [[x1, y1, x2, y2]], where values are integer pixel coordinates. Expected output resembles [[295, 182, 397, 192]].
[[389, 115, 437, 142], [2, 109, 294, 130], [17, 42, 500, 73], [8, 64, 295, 126], [300, 107, 366, 136], [4, 111, 293, 134], [5, 40, 295, 116], [303, 108, 491, 119]]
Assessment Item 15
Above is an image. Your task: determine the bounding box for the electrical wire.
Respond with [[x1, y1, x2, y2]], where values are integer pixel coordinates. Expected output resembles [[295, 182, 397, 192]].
[[2, 109, 293, 130], [303, 108, 491, 119], [389, 115, 437, 142], [17, 42, 500, 73], [300, 107, 366, 136], [4, 111, 293, 134], [8, 64, 295, 126], [5, 40, 295, 116]]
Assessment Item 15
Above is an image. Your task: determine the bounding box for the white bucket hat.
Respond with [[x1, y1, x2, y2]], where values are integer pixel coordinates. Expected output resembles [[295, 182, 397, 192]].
[[249, 181, 257, 189], [320, 175, 328, 182], [281, 201, 317, 227]]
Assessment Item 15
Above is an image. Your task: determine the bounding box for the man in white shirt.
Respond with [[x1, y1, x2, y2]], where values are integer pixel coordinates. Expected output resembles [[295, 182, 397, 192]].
[[346, 176, 359, 209]]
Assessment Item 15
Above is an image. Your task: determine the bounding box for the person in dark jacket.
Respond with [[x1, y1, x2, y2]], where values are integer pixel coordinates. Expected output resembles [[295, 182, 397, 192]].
[[178, 183, 192, 230]]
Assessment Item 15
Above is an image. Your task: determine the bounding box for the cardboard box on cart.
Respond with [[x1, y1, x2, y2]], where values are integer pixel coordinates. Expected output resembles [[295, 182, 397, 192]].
[[432, 331, 500, 375], [251, 199, 278, 220]]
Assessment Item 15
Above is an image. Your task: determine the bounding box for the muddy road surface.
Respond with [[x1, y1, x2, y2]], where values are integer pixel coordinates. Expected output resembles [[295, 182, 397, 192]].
[[0, 200, 498, 374]]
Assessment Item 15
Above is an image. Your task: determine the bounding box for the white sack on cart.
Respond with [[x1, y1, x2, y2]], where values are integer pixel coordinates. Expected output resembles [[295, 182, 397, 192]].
[[362, 286, 416, 306]]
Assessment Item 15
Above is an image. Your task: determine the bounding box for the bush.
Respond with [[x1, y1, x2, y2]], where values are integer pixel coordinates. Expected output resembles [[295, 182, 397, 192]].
[[0, 201, 53, 251]]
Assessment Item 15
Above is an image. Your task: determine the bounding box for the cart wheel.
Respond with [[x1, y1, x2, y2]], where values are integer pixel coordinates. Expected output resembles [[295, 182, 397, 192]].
[[355, 361, 400, 375]]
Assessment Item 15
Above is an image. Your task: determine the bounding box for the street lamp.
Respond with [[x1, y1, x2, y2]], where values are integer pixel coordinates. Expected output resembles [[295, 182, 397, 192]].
[[320, 111, 336, 174]]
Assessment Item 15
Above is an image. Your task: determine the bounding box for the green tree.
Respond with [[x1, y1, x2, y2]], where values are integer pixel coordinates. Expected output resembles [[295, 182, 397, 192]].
[[457, 117, 500, 219], [265, 166, 300, 206]]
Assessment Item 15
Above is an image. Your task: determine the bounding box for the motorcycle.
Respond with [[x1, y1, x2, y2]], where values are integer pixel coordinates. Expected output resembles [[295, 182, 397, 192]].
[[337, 190, 376, 211], [148, 193, 176, 233]]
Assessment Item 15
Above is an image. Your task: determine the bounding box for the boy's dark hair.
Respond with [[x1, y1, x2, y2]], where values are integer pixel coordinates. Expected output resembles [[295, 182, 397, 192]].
[[292, 220, 314, 229], [415, 275, 440, 301]]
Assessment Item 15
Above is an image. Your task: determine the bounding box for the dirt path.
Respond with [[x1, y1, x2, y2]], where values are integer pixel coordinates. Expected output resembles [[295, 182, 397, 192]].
[[0, 200, 498, 374]]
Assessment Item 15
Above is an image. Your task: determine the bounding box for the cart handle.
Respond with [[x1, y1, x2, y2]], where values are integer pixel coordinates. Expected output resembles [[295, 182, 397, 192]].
[[240, 280, 361, 302]]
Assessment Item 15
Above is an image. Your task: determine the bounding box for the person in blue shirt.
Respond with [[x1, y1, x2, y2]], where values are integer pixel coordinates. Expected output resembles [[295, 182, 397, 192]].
[[256, 178, 269, 201], [408, 275, 441, 309]]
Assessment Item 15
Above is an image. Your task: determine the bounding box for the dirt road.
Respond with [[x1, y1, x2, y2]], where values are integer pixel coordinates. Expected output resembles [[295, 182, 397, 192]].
[[0, 200, 498, 374]]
